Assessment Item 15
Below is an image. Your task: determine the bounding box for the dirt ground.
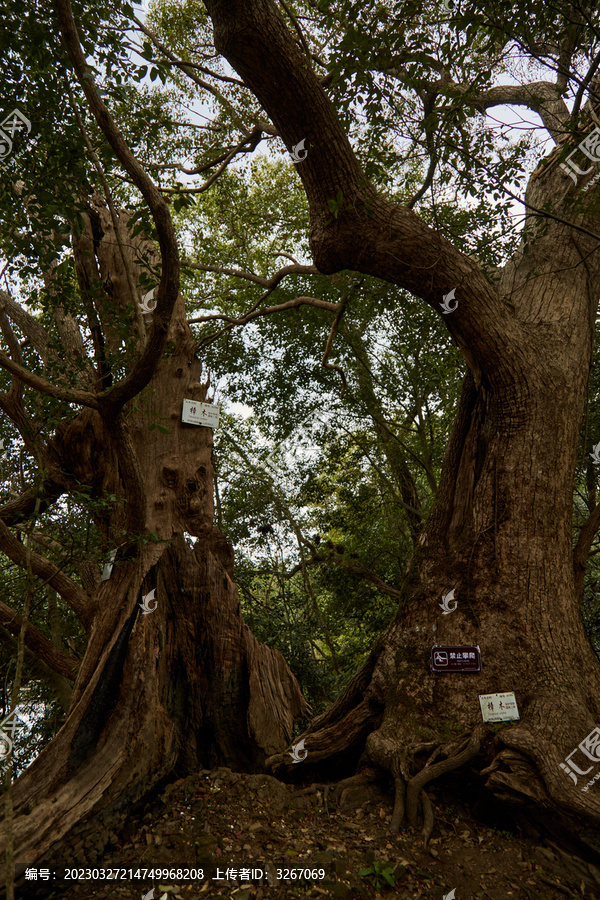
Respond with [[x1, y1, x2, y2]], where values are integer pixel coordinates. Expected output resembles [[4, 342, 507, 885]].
[[25, 766, 600, 900]]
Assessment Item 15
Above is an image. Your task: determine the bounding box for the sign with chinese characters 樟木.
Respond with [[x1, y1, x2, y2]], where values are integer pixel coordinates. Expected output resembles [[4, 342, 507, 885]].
[[181, 400, 220, 430], [479, 692, 520, 723], [430, 645, 481, 673]]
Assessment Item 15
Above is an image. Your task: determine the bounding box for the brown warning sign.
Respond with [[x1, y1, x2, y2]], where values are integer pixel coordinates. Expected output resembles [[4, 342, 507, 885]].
[[430, 645, 481, 673]]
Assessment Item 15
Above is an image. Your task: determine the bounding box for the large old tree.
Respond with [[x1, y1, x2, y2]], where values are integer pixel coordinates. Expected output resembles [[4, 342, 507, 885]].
[[0, 0, 312, 890], [2, 0, 600, 891], [203, 0, 600, 856]]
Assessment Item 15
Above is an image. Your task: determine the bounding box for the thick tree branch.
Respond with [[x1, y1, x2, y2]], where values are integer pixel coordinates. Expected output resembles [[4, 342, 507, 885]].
[[0, 480, 66, 527], [203, 0, 519, 392], [0, 624, 72, 712], [573, 48, 600, 120], [0, 603, 78, 681], [0, 518, 91, 629], [443, 81, 571, 142], [0, 304, 25, 405], [68, 92, 147, 350], [55, 0, 180, 415], [70, 206, 112, 392], [0, 348, 99, 409], [0, 290, 101, 407], [381, 52, 571, 140]]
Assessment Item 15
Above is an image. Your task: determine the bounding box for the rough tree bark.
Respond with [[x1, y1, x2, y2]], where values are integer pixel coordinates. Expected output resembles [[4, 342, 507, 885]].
[[0, 2, 310, 888], [203, 0, 600, 856], [0, 195, 309, 890]]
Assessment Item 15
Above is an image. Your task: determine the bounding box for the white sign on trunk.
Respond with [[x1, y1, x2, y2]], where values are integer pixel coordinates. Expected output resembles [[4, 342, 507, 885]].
[[100, 549, 117, 582], [479, 692, 520, 723], [181, 400, 220, 429]]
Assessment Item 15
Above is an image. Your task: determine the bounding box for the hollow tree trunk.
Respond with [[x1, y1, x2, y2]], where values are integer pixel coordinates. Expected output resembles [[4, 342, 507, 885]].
[[0, 200, 309, 893]]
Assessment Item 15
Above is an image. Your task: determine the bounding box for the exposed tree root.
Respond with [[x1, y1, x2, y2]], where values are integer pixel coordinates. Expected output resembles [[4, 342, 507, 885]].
[[265, 697, 382, 776], [377, 724, 485, 838], [406, 724, 484, 825], [330, 769, 389, 809], [421, 789, 434, 847], [537, 875, 573, 896], [389, 773, 406, 833], [329, 773, 370, 805]]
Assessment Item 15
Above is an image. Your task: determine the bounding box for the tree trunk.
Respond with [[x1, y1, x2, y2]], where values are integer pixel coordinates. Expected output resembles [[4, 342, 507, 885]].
[[0, 199, 309, 892], [202, 0, 600, 851], [269, 354, 600, 847]]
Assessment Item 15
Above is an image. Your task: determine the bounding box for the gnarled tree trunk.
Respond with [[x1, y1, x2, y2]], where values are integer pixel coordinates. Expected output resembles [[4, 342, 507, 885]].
[[0, 195, 309, 893], [204, 0, 600, 855]]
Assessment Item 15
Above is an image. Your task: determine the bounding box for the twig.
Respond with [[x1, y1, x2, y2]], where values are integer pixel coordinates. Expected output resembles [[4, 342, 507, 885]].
[[321, 299, 348, 397], [277, 0, 312, 62]]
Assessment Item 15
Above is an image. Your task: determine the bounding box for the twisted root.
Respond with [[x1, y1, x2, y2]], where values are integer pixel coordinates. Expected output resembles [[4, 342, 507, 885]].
[[405, 723, 484, 825], [384, 723, 485, 844], [421, 789, 434, 847], [389, 772, 406, 833]]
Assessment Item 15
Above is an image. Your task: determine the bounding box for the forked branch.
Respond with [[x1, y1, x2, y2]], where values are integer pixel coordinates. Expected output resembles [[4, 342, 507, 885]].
[[0, 600, 79, 680], [0, 518, 92, 629]]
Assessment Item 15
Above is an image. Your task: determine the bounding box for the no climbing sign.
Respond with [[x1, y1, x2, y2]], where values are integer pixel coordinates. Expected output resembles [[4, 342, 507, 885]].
[[430, 645, 481, 673]]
